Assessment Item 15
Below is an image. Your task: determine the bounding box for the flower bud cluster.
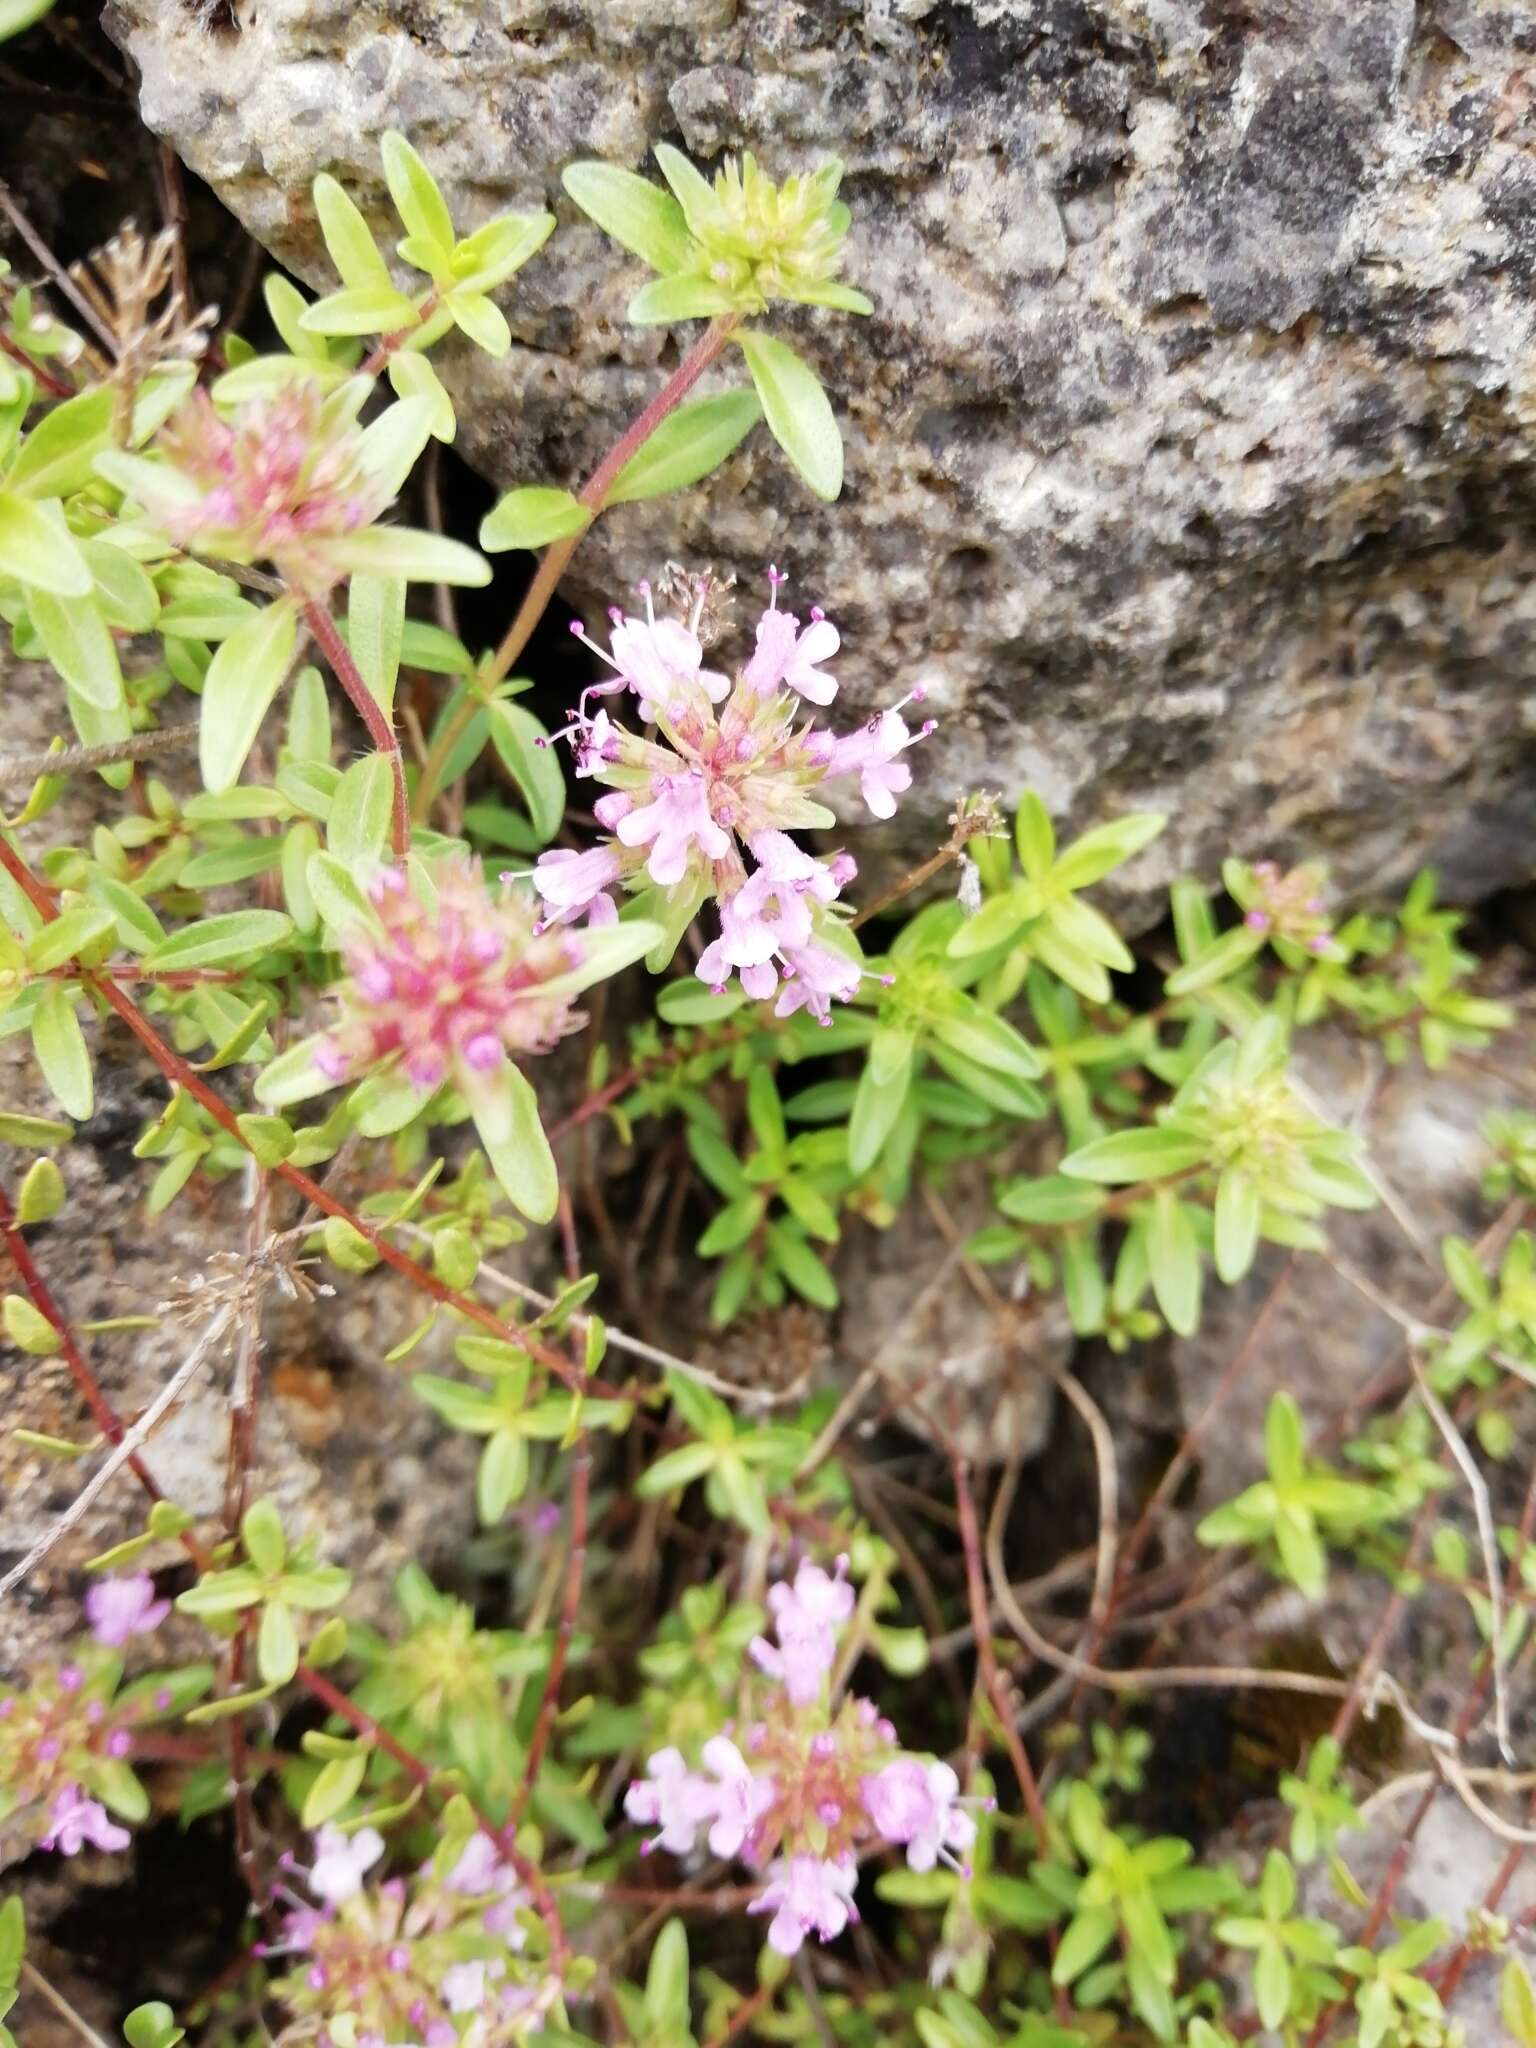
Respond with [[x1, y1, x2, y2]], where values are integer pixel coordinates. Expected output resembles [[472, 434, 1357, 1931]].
[[147, 383, 390, 584], [317, 858, 587, 1094], [1237, 860, 1333, 955], [535, 571, 934, 1024], [264, 1825, 555, 2048], [624, 1558, 985, 1957]]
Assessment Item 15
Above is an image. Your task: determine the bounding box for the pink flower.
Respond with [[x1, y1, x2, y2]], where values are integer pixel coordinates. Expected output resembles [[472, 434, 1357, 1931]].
[[575, 585, 728, 718], [442, 1958, 500, 2013], [743, 603, 841, 705], [772, 940, 862, 1025], [85, 1572, 170, 1647], [616, 771, 732, 888], [541, 571, 930, 1017], [861, 1759, 977, 1873], [446, 1831, 502, 1894], [624, 1746, 718, 1857], [750, 1558, 855, 1705], [308, 1823, 384, 1904], [826, 700, 934, 821], [749, 1854, 859, 1956], [314, 858, 587, 1090], [40, 1786, 131, 1857], [446, 1831, 529, 1950], [700, 1736, 777, 1859], [531, 845, 623, 928]]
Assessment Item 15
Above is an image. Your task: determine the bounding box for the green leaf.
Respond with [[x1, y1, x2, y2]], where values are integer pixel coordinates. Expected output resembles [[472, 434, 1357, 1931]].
[[143, 910, 294, 972], [1148, 1189, 1201, 1337], [323, 526, 491, 586], [769, 1224, 838, 1309], [1050, 813, 1166, 891], [1501, 1958, 1536, 2048], [487, 701, 565, 843], [606, 389, 762, 506], [947, 883, 1036, 959], [645, 1920, 690, 2029], [16, 1155, 65, 1225], [25, 901, 114, 972], [30, 985, 91, 1119], [0, 491, 90, 596], [451, 210, 556, 293], [561, 161, 693, 274], [1060, 1123, 1209, 1183], [1015, 791, 1055, 880], [996, 1174, 1106, 1225], [1265, 1392, 1307, 1489], [1052, 1905, 1118, 1985], [651, 142, 718, 235], [199, 598, 298, 792], [627, 273, 739, 324], [241, 1496, 286, 1575], [478, 1427, 530, 1522], [460, 1054, 558, 1223], [1213, 1168, 1260, 1283], [737, 329, 843, 501], [928, 1005, 1042, 1082], [4, 1292, 61, 1354], [0, 1110, 73, 1148], [301, 1748, 368, 1827], [11, 388, 114, 503], [447, 289, 510, 355], [848, 1032, 914, 1174], [0, 0, 56, 44], [381, 129, 455, 258], [257, 1597, 299, 1686], [1164, 924, 1267, 997], [747, 1066, 786, 1153], [312, 172, 392, 292], [479, 485, 590, 554], [387, 349, 456, 441], [655, 980, 745, 1026], [327, 753, 395, 864], [348, 574, 405, 720]]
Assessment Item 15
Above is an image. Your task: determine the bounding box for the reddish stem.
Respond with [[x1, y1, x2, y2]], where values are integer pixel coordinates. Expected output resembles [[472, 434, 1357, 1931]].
[[416, 313, 741, 819], [0, 835, 632, 1402], [0, 330, 72, 398], [300, 598, 410, 857], [296, 1661, 569, 1964], [0, 1178, 169, 1508]]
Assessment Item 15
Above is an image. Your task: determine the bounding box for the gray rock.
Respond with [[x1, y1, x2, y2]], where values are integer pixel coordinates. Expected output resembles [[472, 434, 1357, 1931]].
[[104, 0, 1536, 911]]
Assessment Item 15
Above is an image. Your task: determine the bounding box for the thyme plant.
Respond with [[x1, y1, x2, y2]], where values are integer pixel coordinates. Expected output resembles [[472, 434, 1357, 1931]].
[[0, 77, 1531, 2048]]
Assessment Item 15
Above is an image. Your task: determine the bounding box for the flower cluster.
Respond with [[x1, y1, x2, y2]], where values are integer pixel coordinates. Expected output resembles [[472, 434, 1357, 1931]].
[[140, 383, 390, 584], [315, 859, 588, 1096], [264, 1823, 554, 2047], [624, 1558, 983, 1957], [0, 1652, 147, 1862], [1234, 860, 1333, 955], [535, 572, 933, 1023]]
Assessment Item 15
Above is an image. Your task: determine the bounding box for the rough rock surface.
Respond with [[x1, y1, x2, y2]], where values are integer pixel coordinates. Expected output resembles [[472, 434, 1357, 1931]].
[[106, 0, 1536, 908]]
